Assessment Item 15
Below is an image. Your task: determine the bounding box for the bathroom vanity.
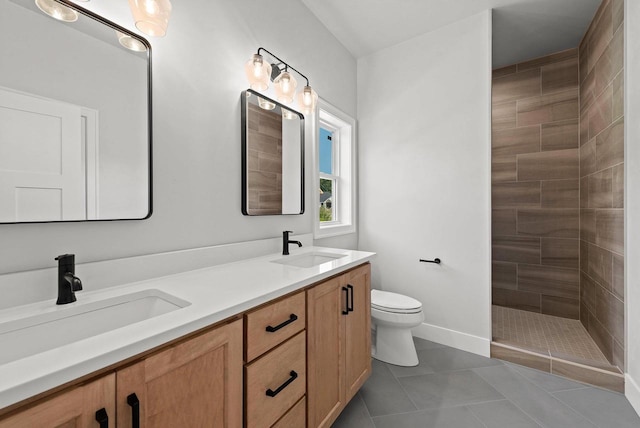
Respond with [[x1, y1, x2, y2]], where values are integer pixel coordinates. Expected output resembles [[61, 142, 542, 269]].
[[0, 248, 373, 428]]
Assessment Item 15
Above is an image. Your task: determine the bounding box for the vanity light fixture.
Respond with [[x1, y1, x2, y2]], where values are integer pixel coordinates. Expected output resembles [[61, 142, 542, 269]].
[[35, 0, 78, 22], [128, 0, 172, 37], [245, 48, 318, 114]]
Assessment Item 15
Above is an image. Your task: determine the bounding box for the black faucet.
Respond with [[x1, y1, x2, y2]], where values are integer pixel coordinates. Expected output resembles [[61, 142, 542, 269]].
[[282, 231, 302, 255], [55, 254, 83, 305]]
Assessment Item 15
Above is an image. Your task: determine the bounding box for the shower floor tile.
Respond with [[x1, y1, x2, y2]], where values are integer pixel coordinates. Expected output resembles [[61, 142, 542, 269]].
[[492, 305, 609, 365]]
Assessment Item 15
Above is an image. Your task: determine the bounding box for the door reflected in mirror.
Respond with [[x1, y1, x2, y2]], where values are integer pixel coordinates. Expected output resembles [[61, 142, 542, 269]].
[[0, 0, 151, 223], [241, 90, 305, 216]]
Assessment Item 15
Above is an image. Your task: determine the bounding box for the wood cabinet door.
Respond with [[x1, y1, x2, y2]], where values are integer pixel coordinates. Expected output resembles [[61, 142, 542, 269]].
[[344, 264, 372, 401], [306, 275, 346, 428], [0, 374, 115, 428], [116, 319, 243, 428]]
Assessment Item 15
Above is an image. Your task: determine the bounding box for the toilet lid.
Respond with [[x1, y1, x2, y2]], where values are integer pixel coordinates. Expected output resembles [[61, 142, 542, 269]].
[[371, 289, 422, 312]]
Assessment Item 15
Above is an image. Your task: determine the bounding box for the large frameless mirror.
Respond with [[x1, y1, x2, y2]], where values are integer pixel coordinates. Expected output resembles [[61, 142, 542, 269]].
[[241, 89, 305, 216], [0, 0, 152, 223]]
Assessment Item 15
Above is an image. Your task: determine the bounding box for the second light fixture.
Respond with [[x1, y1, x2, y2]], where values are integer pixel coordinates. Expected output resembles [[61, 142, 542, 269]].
[[244, 48, 317, 114]]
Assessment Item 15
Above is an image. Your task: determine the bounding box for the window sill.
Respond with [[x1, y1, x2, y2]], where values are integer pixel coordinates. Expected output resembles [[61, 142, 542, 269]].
[[315, 222, 356, 239]]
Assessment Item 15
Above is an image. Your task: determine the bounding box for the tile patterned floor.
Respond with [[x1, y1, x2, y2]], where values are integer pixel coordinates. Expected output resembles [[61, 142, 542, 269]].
[[492, 305, 609, 364], [331, 338, 640, 428]]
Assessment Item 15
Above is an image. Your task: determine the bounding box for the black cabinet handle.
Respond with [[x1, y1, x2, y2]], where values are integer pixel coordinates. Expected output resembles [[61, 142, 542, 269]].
[[419, 258, 441, 264], [266, 370, 298, 397], [127, 393, 140, 428], [266, 314, 298, 332], [347, 285, 354, 312], [95, 408, 108, 428], [342, 286, 349, 315]]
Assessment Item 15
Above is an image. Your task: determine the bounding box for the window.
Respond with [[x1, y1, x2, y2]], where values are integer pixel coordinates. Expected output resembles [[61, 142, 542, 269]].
[[314, 99, 356, 238]]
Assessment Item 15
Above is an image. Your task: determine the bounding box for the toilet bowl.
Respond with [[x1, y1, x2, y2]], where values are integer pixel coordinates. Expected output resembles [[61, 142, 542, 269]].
[[371, 289, 424, 367]]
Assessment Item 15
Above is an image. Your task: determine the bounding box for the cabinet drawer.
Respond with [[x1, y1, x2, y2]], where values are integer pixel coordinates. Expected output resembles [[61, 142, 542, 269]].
[[245, 332, 306, 428], [272, 396, 306, 428], [245, 291, 305, 362]]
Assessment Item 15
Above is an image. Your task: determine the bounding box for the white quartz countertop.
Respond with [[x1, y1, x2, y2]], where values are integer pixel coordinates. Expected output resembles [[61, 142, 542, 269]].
[[0, 246, 375, 410]]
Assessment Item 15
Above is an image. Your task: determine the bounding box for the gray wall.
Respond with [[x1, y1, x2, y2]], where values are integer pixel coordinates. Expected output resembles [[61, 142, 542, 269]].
[[0, 0, 357, 274]]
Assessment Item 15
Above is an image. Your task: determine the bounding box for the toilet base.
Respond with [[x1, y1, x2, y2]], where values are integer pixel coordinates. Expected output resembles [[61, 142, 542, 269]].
[[372, 325, 419, 367]]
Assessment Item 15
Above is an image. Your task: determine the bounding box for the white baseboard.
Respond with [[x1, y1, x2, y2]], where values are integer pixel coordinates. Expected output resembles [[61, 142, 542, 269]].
[[412, 322, 490, 357], [626, 374, 640, 418]]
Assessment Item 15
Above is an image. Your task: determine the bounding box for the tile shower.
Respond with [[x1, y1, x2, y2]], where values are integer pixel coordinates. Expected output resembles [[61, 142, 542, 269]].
[[491, 0, 624, 390]]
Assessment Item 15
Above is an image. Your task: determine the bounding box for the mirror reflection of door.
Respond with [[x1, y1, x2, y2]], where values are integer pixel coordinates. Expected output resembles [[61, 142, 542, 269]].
[[0, 87, 98, 222]]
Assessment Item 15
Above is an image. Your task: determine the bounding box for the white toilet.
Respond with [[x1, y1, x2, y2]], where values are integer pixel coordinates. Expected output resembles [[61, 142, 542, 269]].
[[371, 289, 424, 366]]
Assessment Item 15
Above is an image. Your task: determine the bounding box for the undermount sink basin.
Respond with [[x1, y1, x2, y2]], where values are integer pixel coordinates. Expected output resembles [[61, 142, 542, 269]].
[[0, 289, 190, 365], [271, 251, 347, 268]]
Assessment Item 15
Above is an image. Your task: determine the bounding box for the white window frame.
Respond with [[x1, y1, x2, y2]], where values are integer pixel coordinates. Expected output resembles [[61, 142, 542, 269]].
[[313, 98, 356, 238]]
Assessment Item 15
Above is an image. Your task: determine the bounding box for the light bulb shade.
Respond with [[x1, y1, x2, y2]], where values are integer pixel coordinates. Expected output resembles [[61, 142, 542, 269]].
[[35, 0, 78, 22], [297, 85, 318, 114], [128, 0, 172, 37], [116, 31, 147, 52], [273, 71, 297, 104], [244, 54, 272, 91]]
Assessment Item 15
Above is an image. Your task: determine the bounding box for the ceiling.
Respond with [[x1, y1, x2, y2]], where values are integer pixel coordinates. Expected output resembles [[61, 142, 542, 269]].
[[300, 0, 601, 68]]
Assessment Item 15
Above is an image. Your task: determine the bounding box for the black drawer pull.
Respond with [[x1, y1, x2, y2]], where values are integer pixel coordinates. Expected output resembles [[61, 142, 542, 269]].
[[347, 285, 354, 312], [266, 370, 298, 397], [342, 287, 349, 315], [127, 393, 140, 428], [266, 314, 298, 332], [95, 408, 108, 428]]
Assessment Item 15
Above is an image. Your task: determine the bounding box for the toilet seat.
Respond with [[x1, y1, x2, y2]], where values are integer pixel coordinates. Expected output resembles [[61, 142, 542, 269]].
[[371, 289, 422, 314]]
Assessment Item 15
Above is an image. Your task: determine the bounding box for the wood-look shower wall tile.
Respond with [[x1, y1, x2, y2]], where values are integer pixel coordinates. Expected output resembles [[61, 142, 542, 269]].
[[517, 209, 579, 238], [541, 179, 579, 208], [493, 69, 541, 103], [612, 72, 624, 120], [492, 209, 517, 236], [580, 176, 589, 208], [541, 119, 578, 151], [541, 57, 579, 94], [581, 70, 596, 113], [492, 125, 541, 155], [594, 28, 623, 95], [612, 253, 624, 301], [612, 164, 623, 208], [541, 238, 579, 269], [596, 117, 624, 171], [517, 149, 579, 181], [492, 262, 517, 290], [518, 264, 579, 299], [580, 139, 597, 177], [492, 101, 517, 130], [588, 169, 613, 208], [595, 285, 624, 344], [493, 64, 517, 78], [581, 271, 597, 312], [587, 242, 613, 289], [581, 209, 596, 243], [493, 288, 541, 313], [516, 89, 579, 127], [541, 295, 579, 319], [580, 240, 589, 272], [517, 48, 578, 71], [587, 0, 613, 72], [588, 312, 614, 362], [588, 86, 613, 138], [492, 182, 540, 207], [493, 236, 540, 264], [492, 155, 517, 182], [595, 209, 624, 254]]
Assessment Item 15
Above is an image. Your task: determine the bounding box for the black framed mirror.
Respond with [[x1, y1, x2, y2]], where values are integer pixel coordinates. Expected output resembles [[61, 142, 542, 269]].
[[0, 0, 152, 223], [241, 90, 305, 216]]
